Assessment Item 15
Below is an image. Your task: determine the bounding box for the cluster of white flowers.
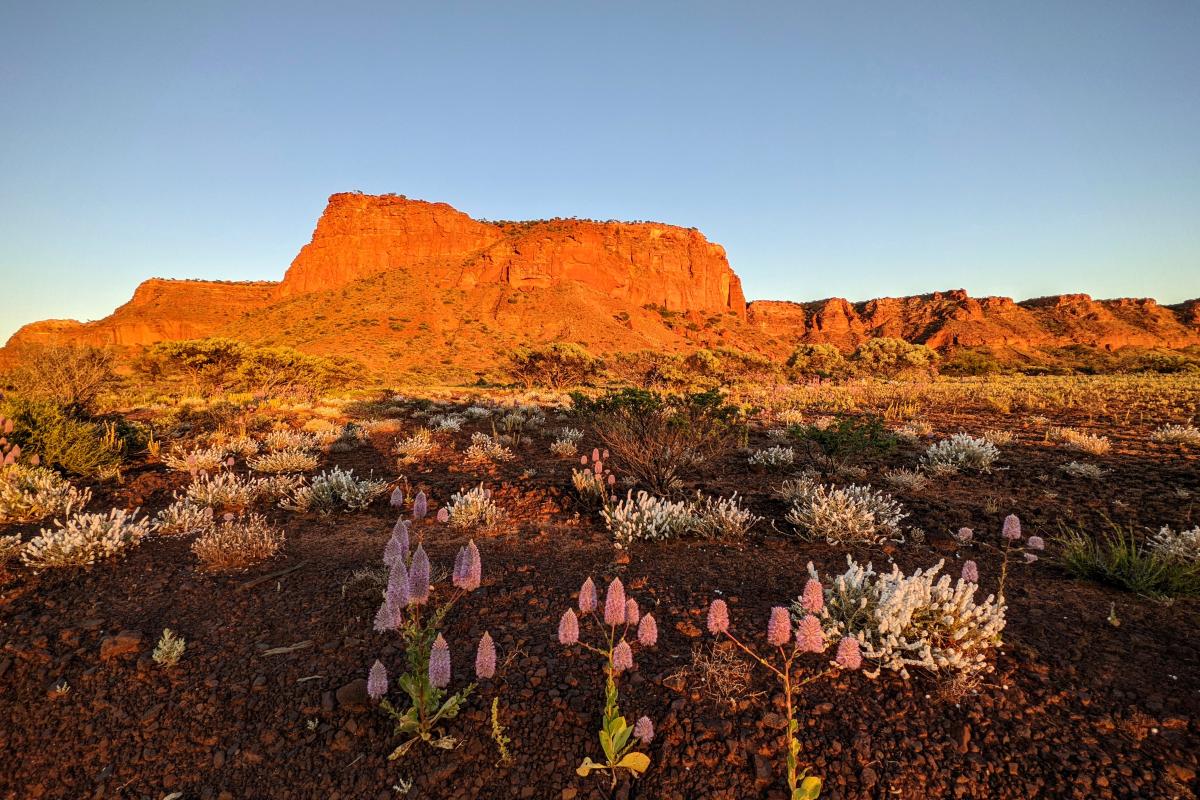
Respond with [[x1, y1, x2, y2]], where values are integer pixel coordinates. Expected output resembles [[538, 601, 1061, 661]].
[[430, 413, 466, 432], [280, 467, 386, 513], [162, 444, 229, 474], [22, 508, 153, 570], [1048, 426, 1111, 456], [882, 467, 929, 492], [780, 477, 906, 544], [185, 471, 304, 510], [549, 438, 579, 457], [393, 428, 437, 463], [603, 490, 692, 545], [191, 512, 284, 571], [153, 499, 215, 536], [247, 448, 318, 474], [446, 483, 503, 528], [797, 556, 1007, 679], [464, 432, 515, 465], [748, 445, 795, 469], [1059, 461, 1107, 479], [773, 407, 807, 427], [463, 405, 493, 419], [894, 420, 933, 442], [263, 429, 320, 453], [922, 433, 1000, 473], [765, 427, 790, 440], [1148, 525, 1200, 564], [209, 434, 259, 456], [0, 464, 92, 524], [1151, 424, 1200, 447], [688, 492, 761, 539]]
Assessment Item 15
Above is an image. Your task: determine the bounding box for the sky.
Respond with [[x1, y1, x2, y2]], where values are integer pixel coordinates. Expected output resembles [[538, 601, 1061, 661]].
[[1, 1, 1198, 344]]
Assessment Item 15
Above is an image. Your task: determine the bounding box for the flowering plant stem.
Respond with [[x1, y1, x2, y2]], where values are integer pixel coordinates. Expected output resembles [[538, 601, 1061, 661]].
[[717, 630, 826, 800], [574, 617, 650, 788]]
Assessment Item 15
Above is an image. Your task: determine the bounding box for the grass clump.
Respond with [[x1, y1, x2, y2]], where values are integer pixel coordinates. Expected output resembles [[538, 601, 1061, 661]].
[[191, 512, 284, 571], [1056, 520, 1200, 598], [0, 464, 92, 524]]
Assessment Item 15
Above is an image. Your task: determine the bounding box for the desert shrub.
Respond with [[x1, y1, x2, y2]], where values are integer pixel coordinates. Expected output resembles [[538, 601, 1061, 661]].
[[573, 389, 742, 493], [3, 344, 117, 412], [280, 467, 386, 513], [939, 349, 1002, 377], [607, 350, 690, 390], [430, 412, 466, 432], [446, 484, 503, 528], [1148, 525, 1200, 564], [464, 432, 515, 466], [603, 490, 693, 545], [152, 629, 186, 667], [1059, 461, 1107, 479], [162, 444, 229, 474], [797, 556, 1007, 679], [690, 347, 781, 386], [0, 396, 128, 478], [790, 414, 896, 474], [263, 429, 319, 452], [508, 342, 603, 389], [980, 428, 1015, 446], [688, 492, 761, 538], [247, 448, 318, 474], [786, 343, 851, 380], [1048, 426, 1111, 456], [549, 437, 578, 457], [393, 427, 437, 463], [882, 467, 929, 492], [922, 433, 1000, 473], [0, 464, 92, 524], [849, 338, 938, 378], [185, 471, 303, 511], [138, 338, 357, 398], [153, 499, 214, 535], [1151, 424, 1200, 447], [748, 445, 795, 469], [0, 534, 23, 569], [191, 513, 284, 571], [781, 478, 906, 544], [1057, 521, 1200, 598], [22, 508, 151, 570], [494, 405, 545, 447]]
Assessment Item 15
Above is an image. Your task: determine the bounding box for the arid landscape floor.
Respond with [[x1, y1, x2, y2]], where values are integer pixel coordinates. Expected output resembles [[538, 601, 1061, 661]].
[[1, 398, 1197, 800]]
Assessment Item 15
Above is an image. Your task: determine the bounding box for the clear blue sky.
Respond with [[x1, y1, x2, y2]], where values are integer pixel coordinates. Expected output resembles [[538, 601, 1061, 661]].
[[2, 1, 1198, 343]]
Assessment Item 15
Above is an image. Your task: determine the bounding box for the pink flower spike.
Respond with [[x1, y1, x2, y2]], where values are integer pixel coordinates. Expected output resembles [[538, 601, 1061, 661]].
[[957, 527, 974, 543], [387, 558, 410, 610], [464, 540, 482, 591], [796, 614, 825, 653], [767, 606, 791, 647], [612, 640, 634, 673], [475, 631, 496, 680], [625, 599, 640, 626], [835, 636, 863, 670], [1026, 535, 1045, 551], [558, 609, 580, 645], [390, 487, 405, 508], [413, 491, 428, 520], [367, 659, 388, 701], [436, 507, 449, 523], [1002, 514, 1022, 540], [372, 599, 394, 633], [707, 599, 730, 635], [607, 474, 615, 486], [452, 546, 467, 587], [1024, 552, 1039, 563], [633, 716, 654, 744], [592, 448, 600, 463], [428, 634, 451, 688], [580, 455, 588, 465], [637, 613, 658, 647], [578, 576, 597, 614], [801, 578, 824, 613], [408, 545, 431, 605], [603, 578, 626, 627], [961, 560, 979, 583], [602, 449, 609, 459]]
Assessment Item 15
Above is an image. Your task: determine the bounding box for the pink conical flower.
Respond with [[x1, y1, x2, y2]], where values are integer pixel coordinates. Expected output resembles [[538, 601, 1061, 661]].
[[633, 716, 654, 744], [462, 540, 482, 591], [373, 599, 394, 632], [612, 640, 634, 673], [956, 527, 974, 543], [437, 507, 449, 523], [766, 606, 791, 647], [602, 449, 609, 459], [452, 545, 468, 587], [625, 598, 640, 626], [387, 558, 411, 610], [796, 614, 825, 653], [961, 560, 979, 583], [607, 474, 615, 486], [835, 636, 863, 670], [429, 633, 451, 688], [1002, 514, 1022, 541], [707, 599, 730, 635], [603, 578, 626, 627], [637, 613, 658, 647], [413, 491, 428, 520], [475, 631, 496, 680], [580, 455, 588, 465], [594, 460, 603, 476], [1024, 552, 1039, 563], [1026, 535, 1045, 551], [408, 545, 431, 605], [367, 659, 388, 701], [578, 577, 597, 613], [801, 578, 824, 613], [558, 609, 580, 645], [592, 448, 600, 463], [390, 486, 405, 508], [384, 520, 409, 566]]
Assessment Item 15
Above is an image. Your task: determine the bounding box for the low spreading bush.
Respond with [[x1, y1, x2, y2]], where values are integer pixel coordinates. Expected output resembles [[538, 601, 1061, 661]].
[[162, 444, 229, 474], [603, 490, 693, 545], [393, 428, 437, 462], [1150, 424, 1200, 447], [0, 464, 92, 524], [790, 415, 896, 474], [922, 433, 1000, 473], [1057, 520, 1200, 598], [780, 478, 906, 544], [1148, 525, 1200, 564], [247, 448, 318, 474], [191, 513, 284, 571], [185, 471, 303, 511], [1048, 426, 1111, 456], [22, 508, 152, 570], [445, 484, 503, 529], [153, 499, 214, 536], [508, 342, 603, 389], [748, 445, 795, 469], [688, 493, 761, 539], [463, 432, 515, 466], [280, 467, 387, 514], [0, 396, 129, 478]]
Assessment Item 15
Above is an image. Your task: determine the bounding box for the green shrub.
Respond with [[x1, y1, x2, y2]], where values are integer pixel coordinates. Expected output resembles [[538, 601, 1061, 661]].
[[508, 342, 603, 389], [849, 338, 938, 378], [939, 349, 1002, 377], [3, 344, 117, 413], [1056, 520, 1200, 598], [786, 344, 851, 381], [0, 396, 128, 478], [137, 338, 358, 398], [791, 415, 897, 474]]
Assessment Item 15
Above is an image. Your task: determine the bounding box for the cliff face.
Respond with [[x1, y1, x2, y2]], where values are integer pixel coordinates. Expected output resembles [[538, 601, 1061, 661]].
[[3, 192, 1197, 379]]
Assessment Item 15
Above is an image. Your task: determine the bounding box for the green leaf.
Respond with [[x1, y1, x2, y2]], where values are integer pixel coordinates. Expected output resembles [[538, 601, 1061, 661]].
[[599, 730, 615, 761], [615, 752, 650, 774], [611, 721, 632, 754], [792, 776, 822, 800]]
